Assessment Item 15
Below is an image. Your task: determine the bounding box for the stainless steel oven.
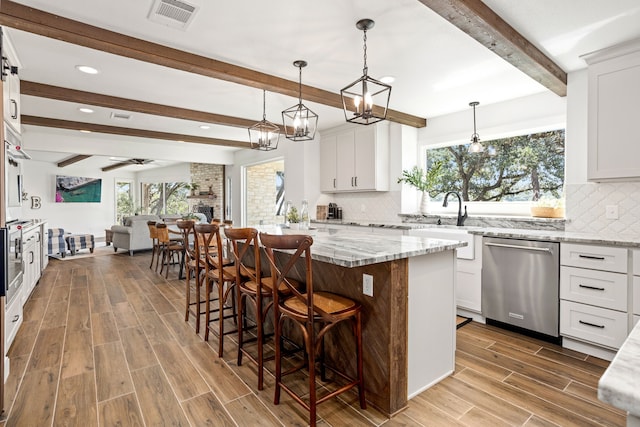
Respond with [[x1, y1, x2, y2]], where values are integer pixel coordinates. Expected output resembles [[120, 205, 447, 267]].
[[2, 221, 24, 305]]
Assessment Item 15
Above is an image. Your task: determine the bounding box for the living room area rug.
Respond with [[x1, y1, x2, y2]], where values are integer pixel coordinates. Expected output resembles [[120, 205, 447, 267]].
[[49, 242, 116, 261]]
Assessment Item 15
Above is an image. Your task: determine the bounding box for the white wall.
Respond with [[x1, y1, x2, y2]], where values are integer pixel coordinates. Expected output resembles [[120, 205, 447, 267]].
[[417, 91, 567, 149], [20, 159, 135, 239], [19, 159, 193, 240]]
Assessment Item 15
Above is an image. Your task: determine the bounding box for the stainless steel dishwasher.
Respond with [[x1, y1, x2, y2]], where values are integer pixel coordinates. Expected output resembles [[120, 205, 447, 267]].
[[482, 236, 560, 339]]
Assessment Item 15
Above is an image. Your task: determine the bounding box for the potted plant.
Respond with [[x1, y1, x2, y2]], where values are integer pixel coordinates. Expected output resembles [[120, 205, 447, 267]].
[[286, 206, 301, 229], [397, 161, 443, 214], [188, 182, 199, 196]]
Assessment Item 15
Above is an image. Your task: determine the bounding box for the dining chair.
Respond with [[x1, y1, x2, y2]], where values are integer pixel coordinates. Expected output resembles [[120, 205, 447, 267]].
[[155, 222, 184, 278], [147, 221, 160, 270], [194, 223, 238, 356], [259, 232, 366, 426]]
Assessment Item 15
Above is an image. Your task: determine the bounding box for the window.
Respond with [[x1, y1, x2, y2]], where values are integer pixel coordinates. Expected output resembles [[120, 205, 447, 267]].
[[140, 181, 189, 215], [426, 129, 565, 207], [115, 179, 134, 223]]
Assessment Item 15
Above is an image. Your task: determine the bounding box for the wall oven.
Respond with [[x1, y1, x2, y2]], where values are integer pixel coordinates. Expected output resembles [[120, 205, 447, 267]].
[[1, 221, 24, 305]]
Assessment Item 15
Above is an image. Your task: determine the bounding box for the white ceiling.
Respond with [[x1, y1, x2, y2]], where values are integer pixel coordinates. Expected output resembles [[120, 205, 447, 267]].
[[5, 0, 640, 170]]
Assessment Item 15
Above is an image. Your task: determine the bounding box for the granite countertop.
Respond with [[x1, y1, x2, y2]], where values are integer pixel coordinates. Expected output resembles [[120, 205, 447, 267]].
[[468, 227, 640, 248], [257, 226, 467, 268], [598, 321, 640, 417]]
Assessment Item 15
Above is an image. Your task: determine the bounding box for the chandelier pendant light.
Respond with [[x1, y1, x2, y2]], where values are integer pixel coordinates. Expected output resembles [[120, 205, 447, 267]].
[[249, 90, 280, 151], [340, 18, 391, 125], [468, 101, 484, 153], [282, 60, 318, 141]]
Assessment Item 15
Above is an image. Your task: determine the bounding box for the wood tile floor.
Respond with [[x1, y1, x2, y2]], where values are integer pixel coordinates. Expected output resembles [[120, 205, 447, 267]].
[[0, 252, 626, 426]]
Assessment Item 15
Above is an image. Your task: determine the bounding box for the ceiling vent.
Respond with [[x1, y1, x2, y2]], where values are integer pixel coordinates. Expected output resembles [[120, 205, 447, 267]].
[[148, 0, 199, 30], [110, 112, 131, 121]]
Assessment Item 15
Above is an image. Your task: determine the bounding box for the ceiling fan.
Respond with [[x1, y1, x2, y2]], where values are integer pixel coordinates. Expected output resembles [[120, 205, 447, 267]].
[[101, 158, 154, 172]]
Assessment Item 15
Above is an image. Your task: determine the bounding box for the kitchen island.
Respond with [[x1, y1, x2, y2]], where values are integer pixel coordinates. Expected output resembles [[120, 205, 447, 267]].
[[598, 321, 640, 426], [259, 226, 466, 416]]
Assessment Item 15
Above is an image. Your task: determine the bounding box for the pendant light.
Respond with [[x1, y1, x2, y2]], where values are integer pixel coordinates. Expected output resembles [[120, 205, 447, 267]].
[[248, 90, 280, 151], [340, 18, 391, 125], [468, 101, 484, 153], [282, 60, 318, 141]]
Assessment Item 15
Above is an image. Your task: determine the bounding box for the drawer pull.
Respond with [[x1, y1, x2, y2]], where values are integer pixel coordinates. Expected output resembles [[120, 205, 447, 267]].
[[578, 254, 605, 261], [579, 320, 605, 329], [12, 315, 20, 323], [578, 284, 605, 291]]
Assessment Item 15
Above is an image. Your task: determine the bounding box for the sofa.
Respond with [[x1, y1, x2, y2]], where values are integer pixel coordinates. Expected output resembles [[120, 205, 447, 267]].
[[111, 215, 160, 256]]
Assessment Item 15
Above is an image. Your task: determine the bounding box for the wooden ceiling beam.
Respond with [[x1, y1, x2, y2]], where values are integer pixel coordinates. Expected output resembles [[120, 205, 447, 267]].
[[22, 115, 251, 149], [0, 1, 426, 128], [57, 154, 92, 168], [417, 0, 567, 96], [22, 81, 265, 130]]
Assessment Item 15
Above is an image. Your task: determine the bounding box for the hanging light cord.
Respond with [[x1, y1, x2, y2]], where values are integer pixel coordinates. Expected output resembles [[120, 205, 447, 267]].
[[297, 65, 303, 106], [362, 28, 368, 76], [262, 90, 266, 120], [473, 104, 477, 135]]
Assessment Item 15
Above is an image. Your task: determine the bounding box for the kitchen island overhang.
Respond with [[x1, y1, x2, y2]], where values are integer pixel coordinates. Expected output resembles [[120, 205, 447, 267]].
[[257, 227, 467, 416]]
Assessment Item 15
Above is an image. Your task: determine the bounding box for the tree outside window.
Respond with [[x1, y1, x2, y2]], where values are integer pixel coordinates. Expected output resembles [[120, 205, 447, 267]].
[[141, 182, 189, 215], [427, 129, 565, 202]]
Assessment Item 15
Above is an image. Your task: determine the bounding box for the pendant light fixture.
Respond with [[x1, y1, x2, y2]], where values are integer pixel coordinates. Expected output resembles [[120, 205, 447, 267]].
[[282, 60, 318, 141], [340, 18, 391, 125], [468, 101, 484, 153], [249, 90, 280, 151]]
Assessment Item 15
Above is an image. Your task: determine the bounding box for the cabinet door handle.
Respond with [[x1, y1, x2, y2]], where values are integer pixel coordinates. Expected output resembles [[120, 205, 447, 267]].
[[10, 98, 18, 119], [12, 315, 20, 323], [354, 176, 358, 187], [333, 178, 336, 188], [578, 254, 605, 261], [351, 177, 354, 187], [579, 320, 605, 329], [578, 284, 605, 291]]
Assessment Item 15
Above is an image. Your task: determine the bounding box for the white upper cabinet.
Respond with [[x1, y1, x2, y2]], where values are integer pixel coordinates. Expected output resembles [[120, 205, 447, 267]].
[[2, 31, 21, 134], [584, 39, 640, 181], [320, 123, 390, 193]]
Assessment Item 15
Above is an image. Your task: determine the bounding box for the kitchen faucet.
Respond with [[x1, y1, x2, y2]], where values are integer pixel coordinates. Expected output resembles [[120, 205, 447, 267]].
[[442, 191, 468, 226]]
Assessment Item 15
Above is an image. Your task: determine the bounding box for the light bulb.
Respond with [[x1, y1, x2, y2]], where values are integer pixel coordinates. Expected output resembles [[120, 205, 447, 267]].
[[354, 96, 362, 114], [364, 92, 373, 111]]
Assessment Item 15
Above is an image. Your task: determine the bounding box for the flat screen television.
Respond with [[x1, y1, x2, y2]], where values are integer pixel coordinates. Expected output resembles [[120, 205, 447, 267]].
[[55, 175, 102, 203]]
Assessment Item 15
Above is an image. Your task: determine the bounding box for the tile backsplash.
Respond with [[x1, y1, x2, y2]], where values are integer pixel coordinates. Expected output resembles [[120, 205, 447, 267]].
[[565, 182, 640, 238], [326, 191, 402, 223]]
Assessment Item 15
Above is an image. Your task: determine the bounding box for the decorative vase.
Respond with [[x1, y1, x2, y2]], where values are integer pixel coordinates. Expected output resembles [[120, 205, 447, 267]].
[[420, 191, 430, 214]]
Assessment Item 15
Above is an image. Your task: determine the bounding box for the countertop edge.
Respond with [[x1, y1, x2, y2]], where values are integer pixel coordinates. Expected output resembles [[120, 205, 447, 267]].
[[598, 322, 640, 417]]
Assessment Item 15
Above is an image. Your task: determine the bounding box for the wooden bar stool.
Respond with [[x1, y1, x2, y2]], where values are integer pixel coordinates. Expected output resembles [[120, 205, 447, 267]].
[[259, 232, 366, 426], [195, 223, 237, 356], [226, 227, 300, 390], [176, 220, 204, 332]]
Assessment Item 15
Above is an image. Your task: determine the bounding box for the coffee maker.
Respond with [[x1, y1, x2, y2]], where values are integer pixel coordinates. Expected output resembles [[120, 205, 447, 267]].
[[327, 203, 342, 220]]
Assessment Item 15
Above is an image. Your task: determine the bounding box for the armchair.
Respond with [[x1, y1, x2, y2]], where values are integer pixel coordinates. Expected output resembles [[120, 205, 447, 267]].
[[110, 215, 160, 256]]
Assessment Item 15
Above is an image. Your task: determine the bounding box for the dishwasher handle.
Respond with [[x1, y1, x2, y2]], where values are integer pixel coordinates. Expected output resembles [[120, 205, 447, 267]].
[[485, 242, 552, 253]]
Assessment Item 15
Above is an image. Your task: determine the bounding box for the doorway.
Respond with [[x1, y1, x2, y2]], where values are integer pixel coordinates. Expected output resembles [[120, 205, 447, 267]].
[[244, 159, 284, 226]]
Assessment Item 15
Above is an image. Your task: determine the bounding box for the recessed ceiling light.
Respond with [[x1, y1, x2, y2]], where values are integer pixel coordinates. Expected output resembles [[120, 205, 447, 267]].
[[379, 75, 395, 84], [79, 129, 92, 133], [199, 125, 210, 130], [78, 107, 94, 113], [76, 65, 99, 74]]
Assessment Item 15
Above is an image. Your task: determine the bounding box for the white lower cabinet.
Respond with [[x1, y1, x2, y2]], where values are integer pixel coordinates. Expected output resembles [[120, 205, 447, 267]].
[[560, 300, 628, 349], [5, 288, 24, 354], [560, 243, 629, 351]]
